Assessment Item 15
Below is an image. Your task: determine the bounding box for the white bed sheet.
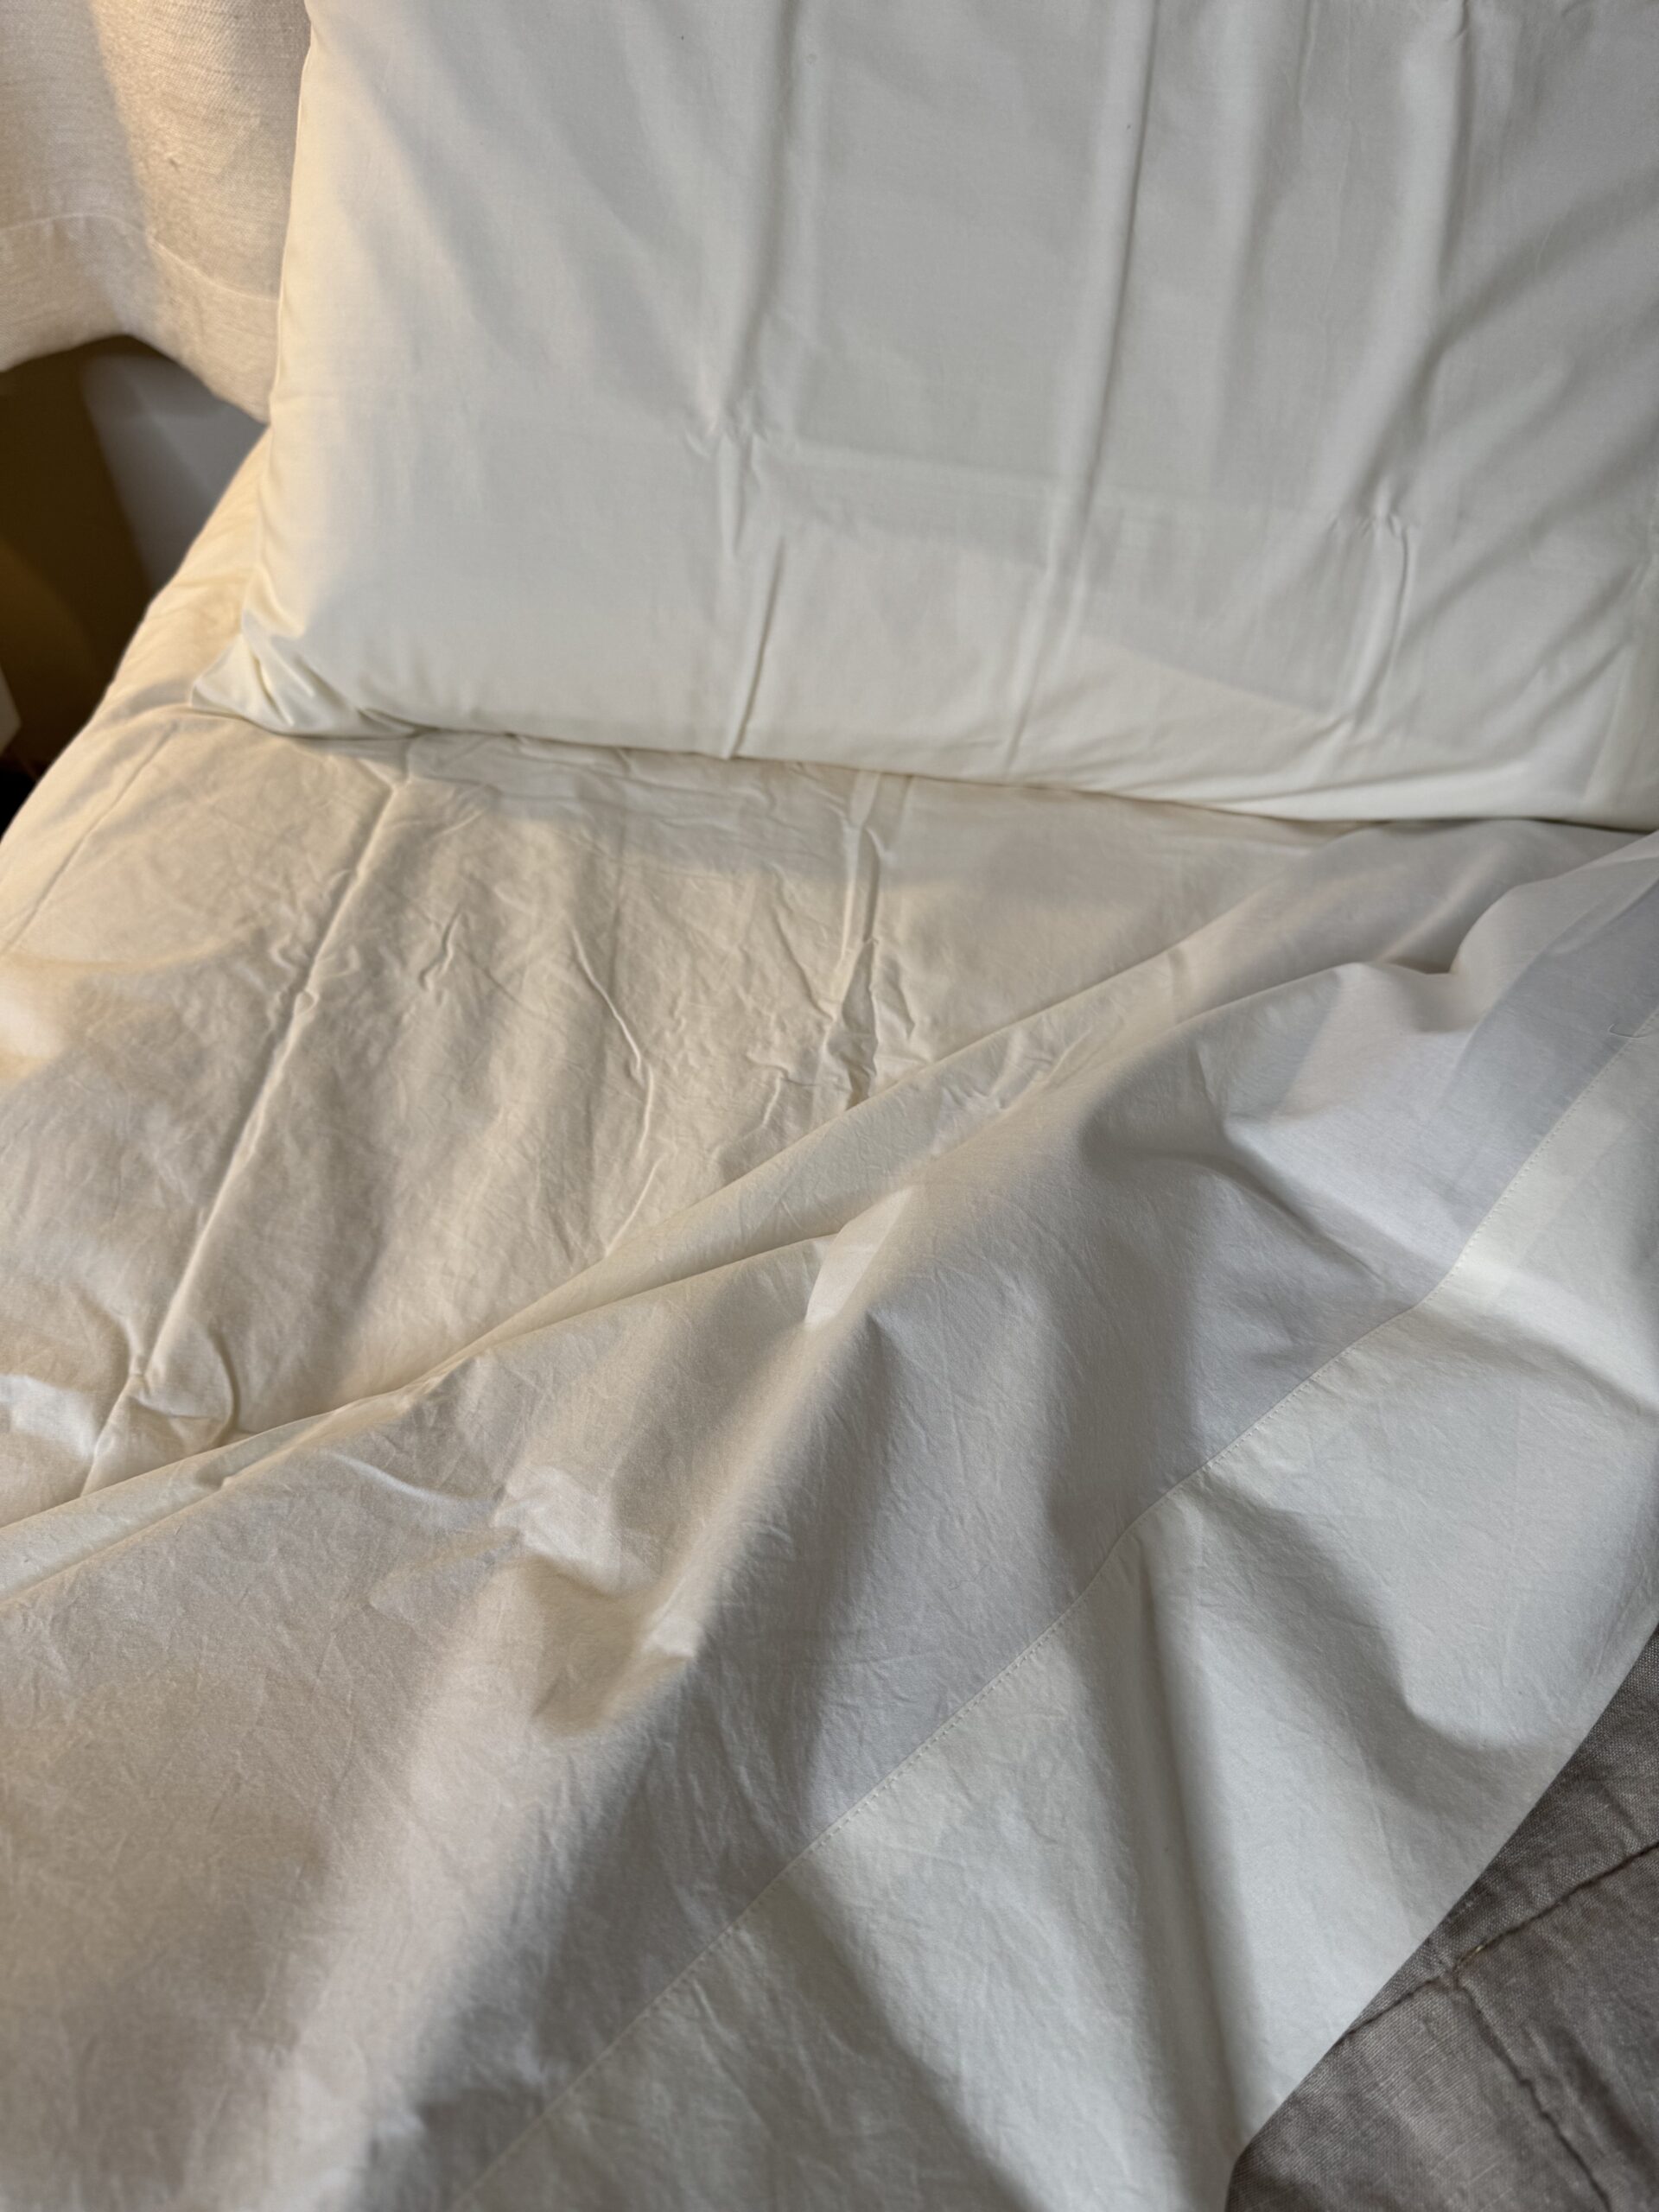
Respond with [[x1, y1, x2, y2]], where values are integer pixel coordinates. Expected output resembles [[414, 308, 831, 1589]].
[[2, 453, 1657, 2210], [0, 451, 1349, 1516]]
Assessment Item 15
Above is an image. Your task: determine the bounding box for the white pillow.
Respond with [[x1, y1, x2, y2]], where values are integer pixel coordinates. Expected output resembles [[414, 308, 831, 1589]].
[[201, 0, 1659, 824]]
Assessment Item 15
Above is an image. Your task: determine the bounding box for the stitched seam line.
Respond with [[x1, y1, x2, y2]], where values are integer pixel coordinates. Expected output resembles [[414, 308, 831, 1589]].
[[1459, 1981, 1615, 2212], [1347, 1834, 1659, 2041], [0, 210, 277, 302], [449, 1011, 1657, 2209]]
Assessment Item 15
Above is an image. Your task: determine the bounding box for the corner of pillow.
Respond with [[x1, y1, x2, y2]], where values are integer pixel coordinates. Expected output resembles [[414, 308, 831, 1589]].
[[191, 626, 414, 742], [191, 633, 281, 729]]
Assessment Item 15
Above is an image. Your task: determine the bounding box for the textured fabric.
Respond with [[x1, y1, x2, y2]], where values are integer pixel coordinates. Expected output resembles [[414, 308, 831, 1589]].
[[204, 0, 1659, 821], [0, 0, 307, 411], [0, 452, 1351, 1505], [1230, 1632, 1659, 2211], [3, 457, 1659, 2209]]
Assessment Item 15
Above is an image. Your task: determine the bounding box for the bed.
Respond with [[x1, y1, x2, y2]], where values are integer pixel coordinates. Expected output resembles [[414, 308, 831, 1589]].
[[8, 0, 1659, 2199], [1, 446, 1656, 2208]]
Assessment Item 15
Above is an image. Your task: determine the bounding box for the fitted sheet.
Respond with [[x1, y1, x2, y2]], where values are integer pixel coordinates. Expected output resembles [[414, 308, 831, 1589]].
[[2, 454, 1658, 2209]]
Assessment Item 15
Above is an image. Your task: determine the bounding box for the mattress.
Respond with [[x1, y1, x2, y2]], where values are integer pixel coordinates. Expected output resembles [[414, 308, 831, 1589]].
[[2, 453, 1657, 2209]]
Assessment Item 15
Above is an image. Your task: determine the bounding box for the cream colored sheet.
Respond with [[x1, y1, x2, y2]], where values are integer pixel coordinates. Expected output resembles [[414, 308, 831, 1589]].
[[0, 451, 1344, 1515], [2, 454, 1657, 2209]]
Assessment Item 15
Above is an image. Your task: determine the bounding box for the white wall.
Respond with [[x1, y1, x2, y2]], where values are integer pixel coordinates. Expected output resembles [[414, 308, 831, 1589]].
[[77, 346, 260, 591]]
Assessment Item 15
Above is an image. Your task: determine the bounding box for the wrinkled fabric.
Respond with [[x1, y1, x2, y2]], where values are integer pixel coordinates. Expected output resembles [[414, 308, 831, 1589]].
[[0, 0, 307, 409], [1230, 1630, 1659, 2210], [3, 459, 1659, 2209], [207, 0, 1659, 823]]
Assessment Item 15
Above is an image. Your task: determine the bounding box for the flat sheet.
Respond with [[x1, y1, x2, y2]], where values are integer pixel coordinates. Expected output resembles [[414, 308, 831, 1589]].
[[0, 454, 1353, 1510], [2, 455, 1657, 2209]]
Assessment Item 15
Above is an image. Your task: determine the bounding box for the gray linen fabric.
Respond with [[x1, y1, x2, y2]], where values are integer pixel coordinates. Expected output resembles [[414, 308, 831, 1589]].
[[1230, 1633, 1659, 2210]]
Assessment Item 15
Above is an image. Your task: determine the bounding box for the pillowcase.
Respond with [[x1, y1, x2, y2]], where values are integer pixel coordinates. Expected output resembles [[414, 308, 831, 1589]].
[[200, 0, 1659, 824]]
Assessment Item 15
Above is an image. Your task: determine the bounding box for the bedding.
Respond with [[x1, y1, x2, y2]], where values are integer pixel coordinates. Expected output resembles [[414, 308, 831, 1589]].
[[203, 0, 1659, 823], [1230, 1624, 1659, 2209], [2, 452, 1657, 2209], [0, 0, 308, 414]]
